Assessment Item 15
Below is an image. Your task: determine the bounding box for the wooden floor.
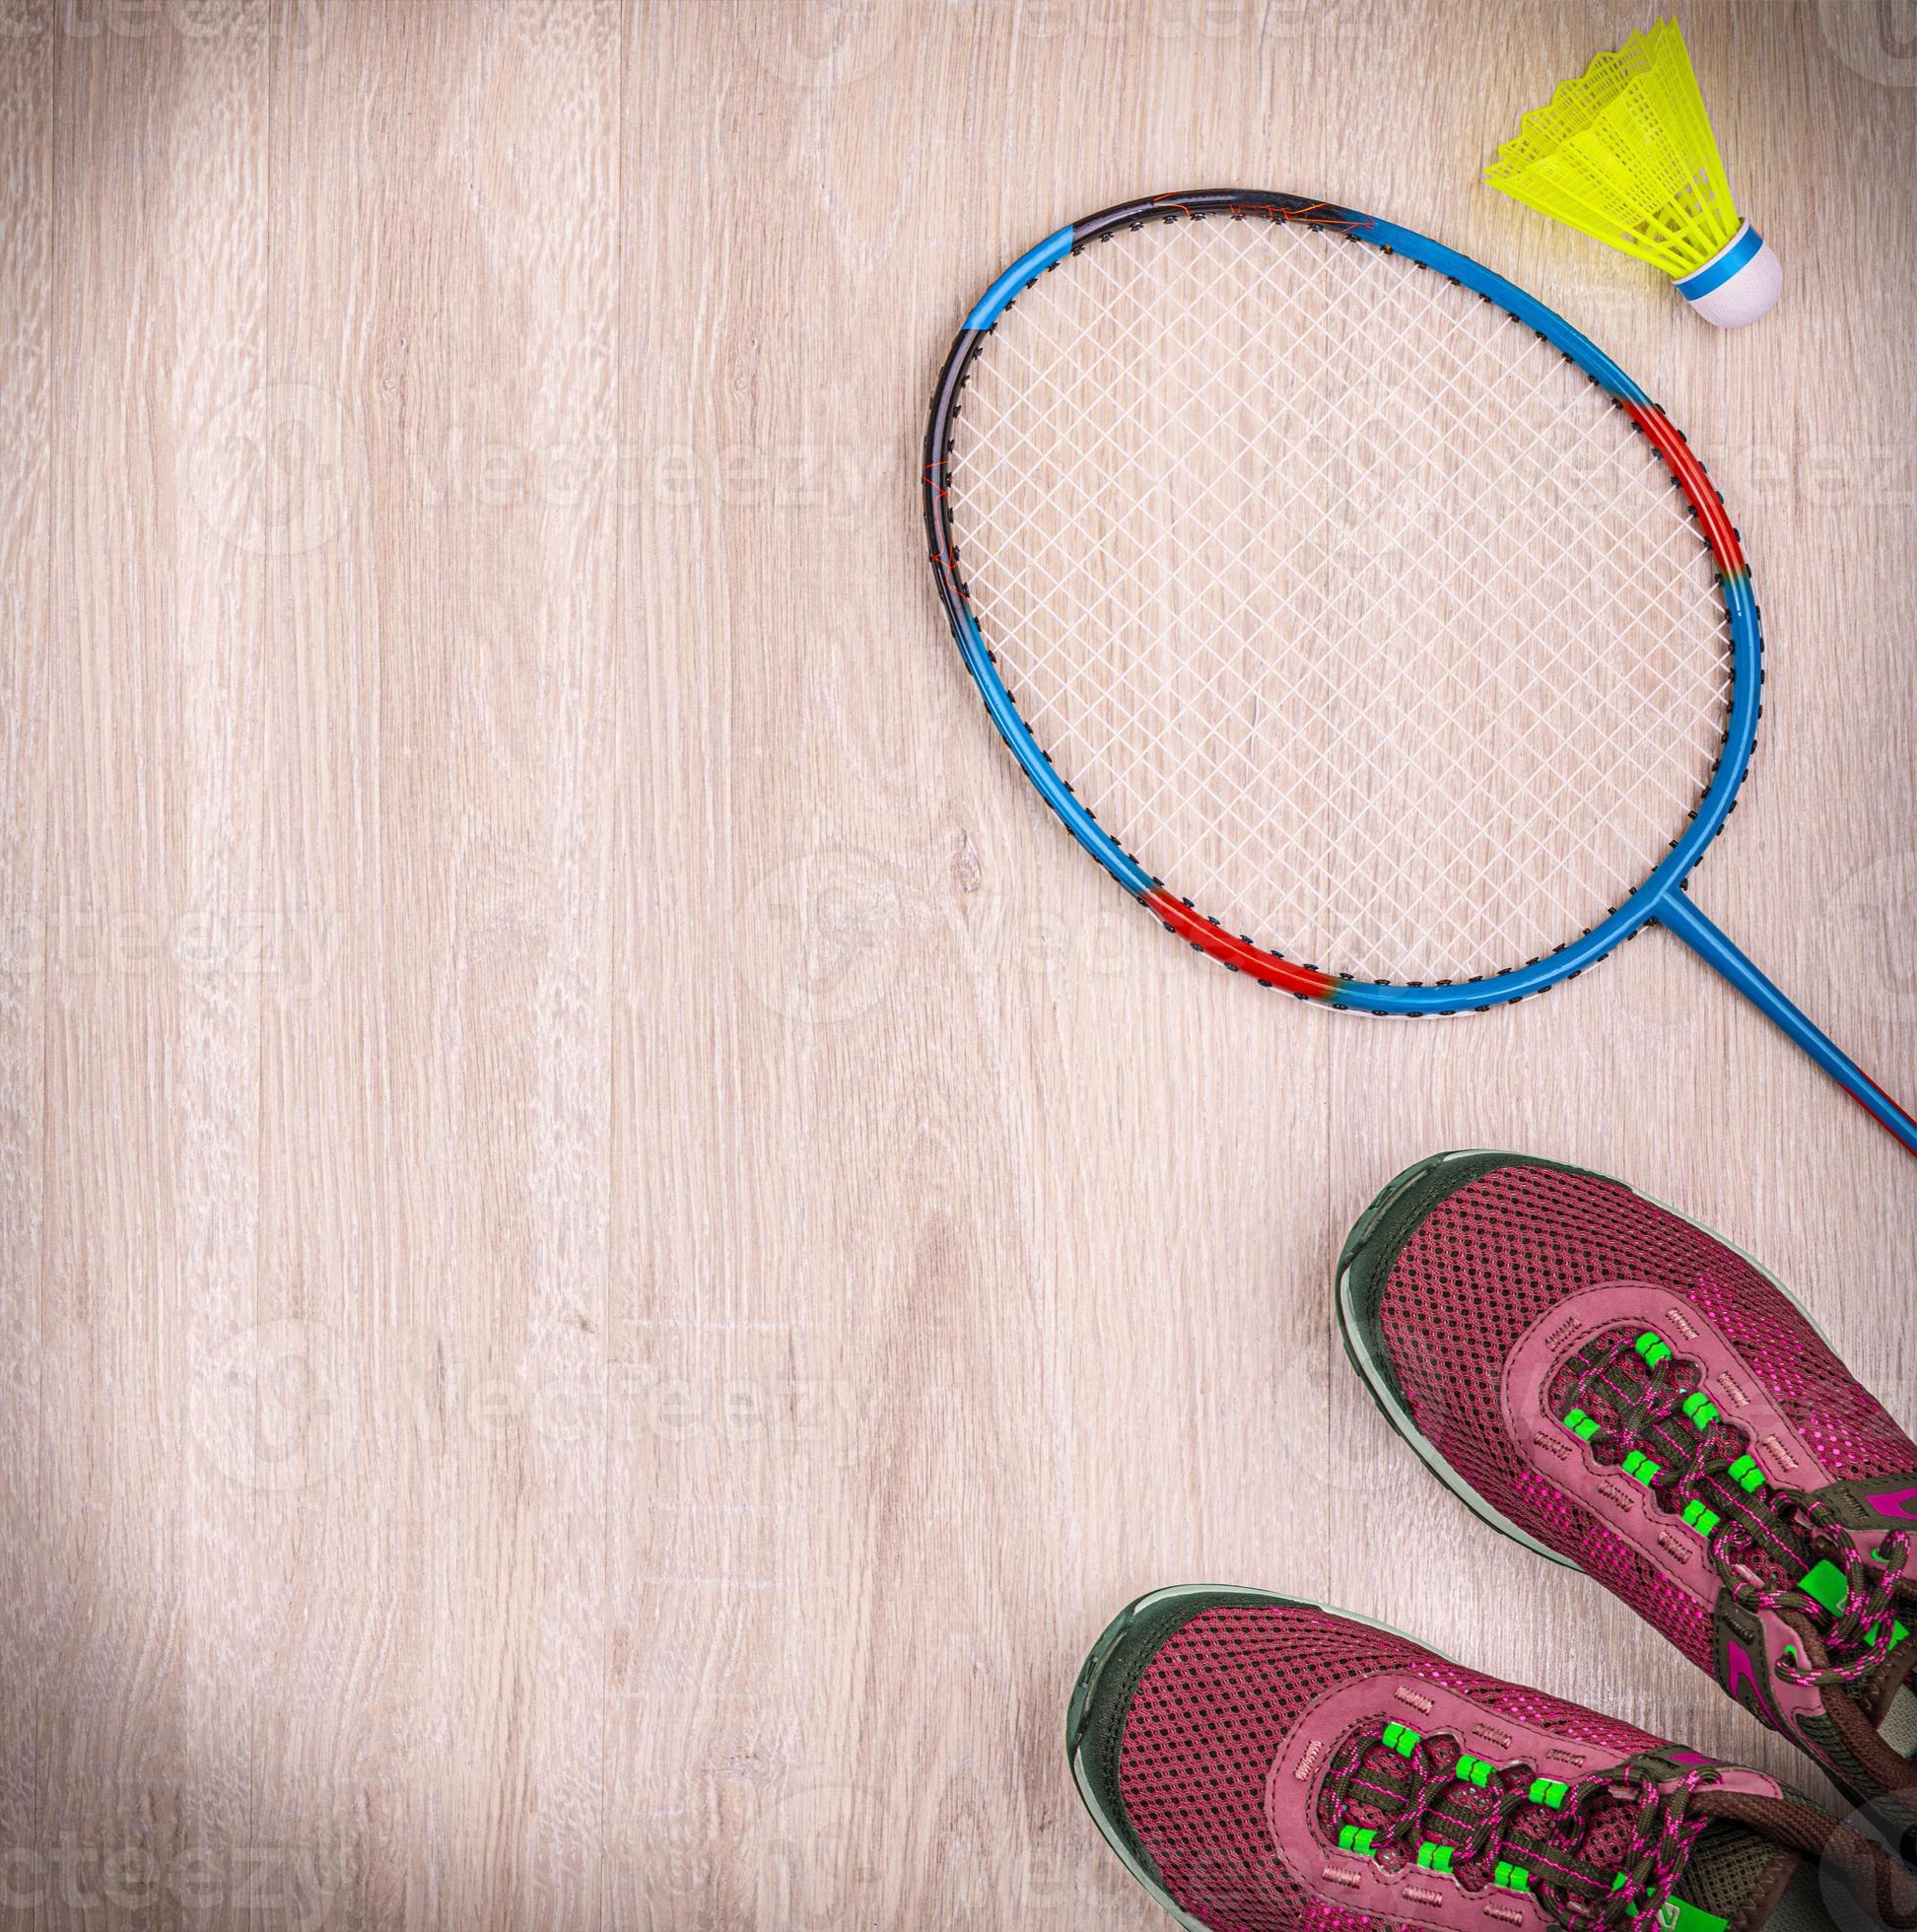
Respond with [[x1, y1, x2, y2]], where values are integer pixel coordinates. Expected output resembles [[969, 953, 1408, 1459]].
[[4, 1, 1915, 1925]]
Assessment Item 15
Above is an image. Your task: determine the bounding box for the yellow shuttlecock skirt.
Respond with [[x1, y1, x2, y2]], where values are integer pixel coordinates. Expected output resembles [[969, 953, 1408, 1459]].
[[1486, 19, 1739, 277]]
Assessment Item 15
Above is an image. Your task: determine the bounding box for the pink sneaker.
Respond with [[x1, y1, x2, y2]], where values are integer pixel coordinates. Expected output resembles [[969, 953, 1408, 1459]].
[[1066, 1588, 1908, 1932], [1336, 1152, 1917, 1811]]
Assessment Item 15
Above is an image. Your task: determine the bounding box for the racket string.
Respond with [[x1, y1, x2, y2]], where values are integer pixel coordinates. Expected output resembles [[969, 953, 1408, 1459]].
[[949, 217, 1731, 982]]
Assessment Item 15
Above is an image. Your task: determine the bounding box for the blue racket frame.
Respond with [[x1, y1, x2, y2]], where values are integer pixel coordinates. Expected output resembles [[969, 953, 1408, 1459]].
[[924, 191, 1917, 1155]]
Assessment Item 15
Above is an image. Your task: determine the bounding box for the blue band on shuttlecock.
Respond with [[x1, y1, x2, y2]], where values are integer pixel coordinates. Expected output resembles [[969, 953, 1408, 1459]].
[[1676, 223, 1762, 300]]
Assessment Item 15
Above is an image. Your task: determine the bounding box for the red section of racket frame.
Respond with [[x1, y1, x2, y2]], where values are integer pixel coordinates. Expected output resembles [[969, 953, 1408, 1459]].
[[1141, 889, 1341, 1000], [1624, 401, 1746, 578]]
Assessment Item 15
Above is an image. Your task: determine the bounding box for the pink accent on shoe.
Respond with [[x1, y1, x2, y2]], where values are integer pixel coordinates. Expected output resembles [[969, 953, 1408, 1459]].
[[1497, 1281, 1913, 1728], [1658, 1758, 1784, 1803], [1723, 1639, 1783, 1731], [1265, 1671, 1620, 1932], [1118, 1605, 1662, 1932], [1652, 1748, 1782, 1802], [1500, 1281, 1832, 1716], [1865, 1485, 1917, 1523]]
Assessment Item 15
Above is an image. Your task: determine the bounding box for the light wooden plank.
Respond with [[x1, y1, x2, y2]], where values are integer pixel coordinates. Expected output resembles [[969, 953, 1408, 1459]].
[[0, 0, 51, 1896], [37, 8, 270, 1926], [253, 1, 620, 1925]]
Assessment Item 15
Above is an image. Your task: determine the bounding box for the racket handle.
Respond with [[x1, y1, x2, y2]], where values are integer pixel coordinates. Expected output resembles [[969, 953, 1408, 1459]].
[[1656, 890, 1917, 1157]]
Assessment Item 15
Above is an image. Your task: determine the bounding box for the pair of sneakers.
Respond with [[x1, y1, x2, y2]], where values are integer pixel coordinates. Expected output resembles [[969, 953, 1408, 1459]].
[[1068, 1153, 1917, 1932]]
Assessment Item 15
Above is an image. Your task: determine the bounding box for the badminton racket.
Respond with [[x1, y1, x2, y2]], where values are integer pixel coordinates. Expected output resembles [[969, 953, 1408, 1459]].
[[922, 190, 1917, 1156]]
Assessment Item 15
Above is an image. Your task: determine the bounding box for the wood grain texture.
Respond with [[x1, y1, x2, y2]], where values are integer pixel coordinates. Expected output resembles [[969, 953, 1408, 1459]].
[[1, 1, 1912, 1925]]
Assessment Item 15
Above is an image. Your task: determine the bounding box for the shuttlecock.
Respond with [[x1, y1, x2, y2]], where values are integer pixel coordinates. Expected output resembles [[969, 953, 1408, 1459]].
[[1485, 19, 1780, 327]]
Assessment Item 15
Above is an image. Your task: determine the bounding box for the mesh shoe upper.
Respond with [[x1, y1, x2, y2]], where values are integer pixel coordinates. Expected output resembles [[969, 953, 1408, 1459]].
[[1116, 1603, 1665, 1931], [1338, 1154, 1917, 1808], [1075, 1595, 1913, 1932]]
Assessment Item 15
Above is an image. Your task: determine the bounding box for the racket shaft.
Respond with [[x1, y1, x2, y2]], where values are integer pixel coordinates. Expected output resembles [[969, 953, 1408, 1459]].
[[1657, 891, 1917, 1156]]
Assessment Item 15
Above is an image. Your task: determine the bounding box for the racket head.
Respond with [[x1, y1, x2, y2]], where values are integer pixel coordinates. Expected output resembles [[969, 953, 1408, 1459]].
[[923, 191, 1762, 1014]]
